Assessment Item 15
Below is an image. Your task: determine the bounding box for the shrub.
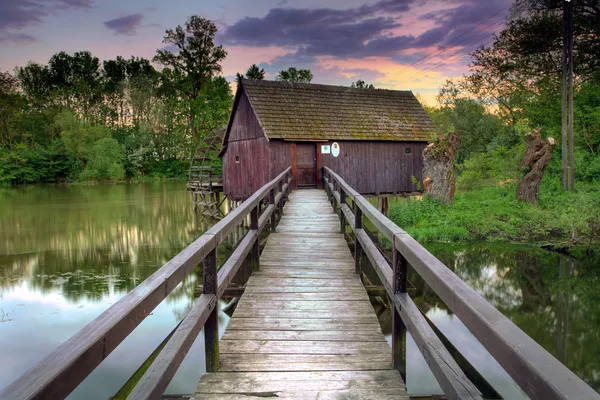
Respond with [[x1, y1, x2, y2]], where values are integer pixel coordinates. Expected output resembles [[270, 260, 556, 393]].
[[80, 138, 126, 181]]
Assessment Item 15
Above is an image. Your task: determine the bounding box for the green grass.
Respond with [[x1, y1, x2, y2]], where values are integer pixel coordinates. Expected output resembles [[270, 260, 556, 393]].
[[388, 178, 600, 244]]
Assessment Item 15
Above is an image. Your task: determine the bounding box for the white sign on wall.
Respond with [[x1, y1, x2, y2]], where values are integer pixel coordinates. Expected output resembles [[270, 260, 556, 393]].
[[331, 142, 340, 157], [321, 145, 331, 154]]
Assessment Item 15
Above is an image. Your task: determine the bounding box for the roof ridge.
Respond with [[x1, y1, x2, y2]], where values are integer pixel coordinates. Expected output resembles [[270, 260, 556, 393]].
[[242, 79, 414, 96]]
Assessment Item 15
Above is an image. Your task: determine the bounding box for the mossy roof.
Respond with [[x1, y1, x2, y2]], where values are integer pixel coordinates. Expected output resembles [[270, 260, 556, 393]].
[[240, 79, 436, 141]]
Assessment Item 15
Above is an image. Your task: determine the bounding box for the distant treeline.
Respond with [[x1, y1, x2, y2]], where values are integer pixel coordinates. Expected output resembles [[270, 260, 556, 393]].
[[0, 16, 233, 184]]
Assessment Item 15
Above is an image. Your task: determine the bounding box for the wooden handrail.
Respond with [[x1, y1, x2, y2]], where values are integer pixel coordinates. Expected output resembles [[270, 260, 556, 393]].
[[323, 166, 600, 400], [1, 167, 292, 400]]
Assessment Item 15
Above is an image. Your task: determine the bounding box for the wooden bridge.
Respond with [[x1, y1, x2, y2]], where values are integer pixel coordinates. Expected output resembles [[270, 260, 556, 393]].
[[2, 167, 599, 400]]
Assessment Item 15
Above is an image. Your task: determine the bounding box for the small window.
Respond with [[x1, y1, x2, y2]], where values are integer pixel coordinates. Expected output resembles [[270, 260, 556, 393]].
[[235, 155, 240, 163], [404, 147, 412, 154]]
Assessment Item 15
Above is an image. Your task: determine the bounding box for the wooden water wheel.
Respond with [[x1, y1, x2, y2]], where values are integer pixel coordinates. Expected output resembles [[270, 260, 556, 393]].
[[187, 127, 226, 219]]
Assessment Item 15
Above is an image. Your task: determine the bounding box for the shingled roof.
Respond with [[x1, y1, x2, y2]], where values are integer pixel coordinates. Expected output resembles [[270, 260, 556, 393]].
[[236, 79, 437, 141]]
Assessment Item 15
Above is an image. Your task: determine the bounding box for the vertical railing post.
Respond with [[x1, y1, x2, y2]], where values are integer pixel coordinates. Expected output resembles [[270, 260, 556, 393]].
[[250, 201, 260, 272], [339, 187, 346, 234], [332, 180, 338, 212], [392, 245, 408, 381], [269, 187, 276, 233], [278, 180, 284, 219], [203, 248, 219, 372], [354, 202, 363, 275]]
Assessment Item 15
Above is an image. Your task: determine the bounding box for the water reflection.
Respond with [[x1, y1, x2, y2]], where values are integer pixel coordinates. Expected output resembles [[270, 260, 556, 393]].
[[374, 243, 600, 397], [0, 182, 233, 398]]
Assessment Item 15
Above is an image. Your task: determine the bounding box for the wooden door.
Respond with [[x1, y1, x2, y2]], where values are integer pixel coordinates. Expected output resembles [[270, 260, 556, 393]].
[[295, 143, 317, 188]]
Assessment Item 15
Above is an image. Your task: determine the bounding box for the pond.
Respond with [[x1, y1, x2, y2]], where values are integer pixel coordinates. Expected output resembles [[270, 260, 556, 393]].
[[1, 183, 598, 398], [371, 242, 600, 398]]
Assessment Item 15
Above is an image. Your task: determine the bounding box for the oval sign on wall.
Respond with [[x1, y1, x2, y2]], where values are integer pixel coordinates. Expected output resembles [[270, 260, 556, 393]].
[[331, 142, 340, 157]]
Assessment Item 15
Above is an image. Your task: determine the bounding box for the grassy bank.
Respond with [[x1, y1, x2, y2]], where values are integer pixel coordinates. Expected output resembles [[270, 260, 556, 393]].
[[387, 179, 600, 246]]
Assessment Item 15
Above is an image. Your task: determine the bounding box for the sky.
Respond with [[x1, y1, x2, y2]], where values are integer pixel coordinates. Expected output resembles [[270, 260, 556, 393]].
[[0, 0, 511, 104]]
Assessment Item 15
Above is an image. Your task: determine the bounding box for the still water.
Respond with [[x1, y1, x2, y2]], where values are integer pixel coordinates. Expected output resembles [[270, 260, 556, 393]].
[[1, 183, 599, 398]]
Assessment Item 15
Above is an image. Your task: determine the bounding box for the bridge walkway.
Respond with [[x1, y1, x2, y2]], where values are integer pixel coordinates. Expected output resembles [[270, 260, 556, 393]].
[[194, 189, 407, 399]]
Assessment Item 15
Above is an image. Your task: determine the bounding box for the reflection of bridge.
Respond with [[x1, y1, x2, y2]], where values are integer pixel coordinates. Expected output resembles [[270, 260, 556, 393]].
[[2, 167, 599, 400]]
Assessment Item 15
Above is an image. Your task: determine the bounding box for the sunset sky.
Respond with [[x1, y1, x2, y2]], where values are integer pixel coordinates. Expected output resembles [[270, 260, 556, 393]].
[[0, 0, 511, 104]]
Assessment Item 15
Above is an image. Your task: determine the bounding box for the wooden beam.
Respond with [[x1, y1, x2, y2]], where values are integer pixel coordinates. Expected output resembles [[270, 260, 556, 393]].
[[394, 293, 482, 400], [394, 233, 600, 400], [126, 294, 217, 400]]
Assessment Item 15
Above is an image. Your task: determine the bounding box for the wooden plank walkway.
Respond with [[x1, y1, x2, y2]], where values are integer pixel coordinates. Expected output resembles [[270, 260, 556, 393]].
[[194, 189, 407, 399]]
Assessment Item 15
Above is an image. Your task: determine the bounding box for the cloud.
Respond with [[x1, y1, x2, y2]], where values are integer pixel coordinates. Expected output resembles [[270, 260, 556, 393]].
[[220, 0, 510, 61], [0, 0, 92, 30], [0, 0, 92, 44], [104, 14, 144, 36], [0, 32, 37, 44]]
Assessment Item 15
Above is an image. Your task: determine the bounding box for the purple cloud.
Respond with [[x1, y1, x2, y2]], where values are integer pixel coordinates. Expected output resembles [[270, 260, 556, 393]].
[[0, 0, 92, 30], [0, 32, 37, 44], [104, 13, 144, 36], [220, 0, 510, 60]]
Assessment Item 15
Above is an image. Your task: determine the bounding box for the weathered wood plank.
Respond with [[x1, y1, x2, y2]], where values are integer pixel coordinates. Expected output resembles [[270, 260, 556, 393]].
[[240, 292, 371, 301], [193, 389, 407, 400], [226, 318, 381, 331], [234, 299, 374, 311], [230, 308, 380, 319], [196, 371, 404, 392], [221, 330, 386, 342], [219, 354, 393, 372], [220, 340, 391, 355]]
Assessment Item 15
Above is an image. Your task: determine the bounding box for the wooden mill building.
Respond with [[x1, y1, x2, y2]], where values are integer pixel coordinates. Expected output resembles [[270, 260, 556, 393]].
[[220, 79, 438, 200]]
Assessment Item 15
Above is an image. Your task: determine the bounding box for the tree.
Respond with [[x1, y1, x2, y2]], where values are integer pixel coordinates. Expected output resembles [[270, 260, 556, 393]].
[[516, 129, 556, 203], [153, 16, 227, 145], [80, 137, 126, 181], [276, 67, 313, 83], [236, 64, 265, 83], [245, 64, 265, 80], [0, 71, 25, 150], [351, 79, 374, 89]]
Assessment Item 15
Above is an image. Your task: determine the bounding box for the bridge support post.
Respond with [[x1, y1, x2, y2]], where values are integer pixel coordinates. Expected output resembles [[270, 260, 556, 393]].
[[354, 203, 362, 275], [203, 248, 219, 372], [332, 182, 338, 212], [269, 188, 276, 233], [392, 246, 407, 381], [251, 203, 260, 272], [339, 188, 346, 234]]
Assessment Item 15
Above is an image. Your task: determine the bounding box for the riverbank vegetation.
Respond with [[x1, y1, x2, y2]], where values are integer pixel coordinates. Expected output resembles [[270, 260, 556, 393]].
[[0, 17, 234, 184], [389, 1, 600, 247]]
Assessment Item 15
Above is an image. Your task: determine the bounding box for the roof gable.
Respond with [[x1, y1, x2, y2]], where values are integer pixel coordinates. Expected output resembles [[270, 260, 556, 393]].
[[240, 79, 437, 141]]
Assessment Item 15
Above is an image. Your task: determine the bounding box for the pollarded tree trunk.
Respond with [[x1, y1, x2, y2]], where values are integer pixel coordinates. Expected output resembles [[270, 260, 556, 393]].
[[516, 128, 556, 204], [422, 131, 461, 203]]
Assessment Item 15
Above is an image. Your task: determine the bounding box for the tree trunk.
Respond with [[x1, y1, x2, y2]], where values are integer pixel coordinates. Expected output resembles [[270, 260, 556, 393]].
[[516, 128, 556, 204], [422, 131, 461, 203]]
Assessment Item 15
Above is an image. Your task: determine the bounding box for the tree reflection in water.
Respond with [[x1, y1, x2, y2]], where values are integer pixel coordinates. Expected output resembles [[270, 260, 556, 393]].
[[390, 243, 600, 394]]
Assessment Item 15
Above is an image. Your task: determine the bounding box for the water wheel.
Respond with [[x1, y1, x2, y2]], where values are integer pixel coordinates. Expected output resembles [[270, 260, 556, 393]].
[[187, 127, 226, 219]]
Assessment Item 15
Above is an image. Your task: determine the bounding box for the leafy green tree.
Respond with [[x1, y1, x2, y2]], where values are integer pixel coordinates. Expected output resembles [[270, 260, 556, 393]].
[[246, 64, 265, 80], [16, 62, 52, 107], [236, 64, 266, 83], [276, 67, 313, 83], [80, 137, 126, 181], [55, 110, 110, 162], [153, 16, 227, 145], [351, 79, 374, 89], [0, 71, 24, 150]]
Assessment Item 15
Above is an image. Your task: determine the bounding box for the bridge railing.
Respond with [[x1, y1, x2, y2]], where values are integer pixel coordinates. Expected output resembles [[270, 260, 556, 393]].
[[1, 167, 292, 400], [323, 166, 599, 400]]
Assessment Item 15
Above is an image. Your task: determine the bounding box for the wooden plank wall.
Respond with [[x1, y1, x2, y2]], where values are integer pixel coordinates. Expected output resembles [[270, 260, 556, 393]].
[[319, 141, 427, 193], [223, 92, 270, 200], [269, 141, 293, 181], [223, 138, 270, 200], [227, 91, 265, 141]]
